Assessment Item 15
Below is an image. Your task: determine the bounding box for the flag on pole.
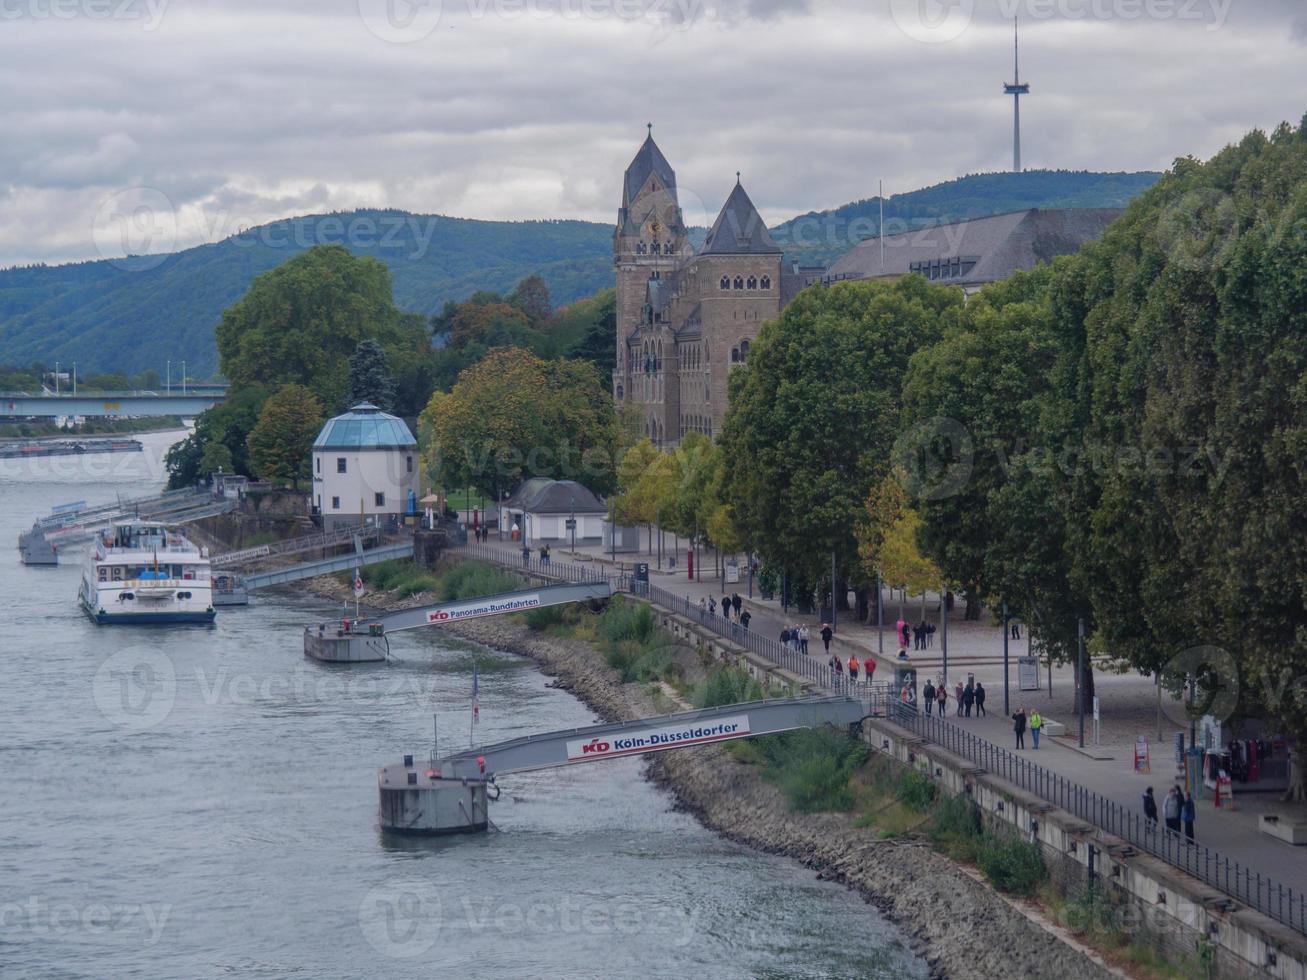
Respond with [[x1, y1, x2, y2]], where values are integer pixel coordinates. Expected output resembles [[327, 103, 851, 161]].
[[353, 567, 364, 598], [471, 664, 480, 726]]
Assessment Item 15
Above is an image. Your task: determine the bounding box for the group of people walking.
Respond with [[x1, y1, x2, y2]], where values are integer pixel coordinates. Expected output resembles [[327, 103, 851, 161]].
[[894, 618, 937, 650], [921, 678, 987, 718], [826, 650, 876, 685], [700, 593, 746, 626], [1143, 785, 1197, 841]]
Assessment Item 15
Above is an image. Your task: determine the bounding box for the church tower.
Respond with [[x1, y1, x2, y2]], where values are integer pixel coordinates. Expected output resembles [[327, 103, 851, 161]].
[[613, 126, 687, 440]]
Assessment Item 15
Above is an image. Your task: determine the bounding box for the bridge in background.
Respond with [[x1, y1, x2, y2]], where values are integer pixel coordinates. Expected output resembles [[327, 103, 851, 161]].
[[0, 389, 226, 418]]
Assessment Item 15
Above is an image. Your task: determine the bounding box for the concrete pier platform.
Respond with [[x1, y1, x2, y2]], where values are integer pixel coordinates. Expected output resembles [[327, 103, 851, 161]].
[[303, 625, 389, 663], [379, 756, 489, 835]]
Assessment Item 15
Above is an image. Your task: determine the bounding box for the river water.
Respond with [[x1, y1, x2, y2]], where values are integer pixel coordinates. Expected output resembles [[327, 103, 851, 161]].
[[0, 431, 927, 979]]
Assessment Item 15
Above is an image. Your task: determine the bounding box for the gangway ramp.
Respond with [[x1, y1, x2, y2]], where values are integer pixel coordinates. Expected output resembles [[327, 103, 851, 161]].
[[304, 581, 614, 663], [378, 696, 866, 834], [243, 541, 412, 591]]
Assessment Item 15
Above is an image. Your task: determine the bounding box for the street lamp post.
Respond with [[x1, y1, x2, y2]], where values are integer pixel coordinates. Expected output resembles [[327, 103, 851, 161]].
[[1002, 601, 1011, 717], [941, 590, 949, 686], [55, 361, 60, 396], [1077, 617, 1086, 749]]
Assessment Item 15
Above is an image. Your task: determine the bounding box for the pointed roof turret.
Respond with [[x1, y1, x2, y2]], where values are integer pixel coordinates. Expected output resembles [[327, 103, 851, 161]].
[[622, 127, 677, 207], [701, 181, 781, 255]]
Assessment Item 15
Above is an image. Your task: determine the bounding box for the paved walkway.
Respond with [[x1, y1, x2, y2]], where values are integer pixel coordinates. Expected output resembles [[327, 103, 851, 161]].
[[468, 531, 1307, 907]]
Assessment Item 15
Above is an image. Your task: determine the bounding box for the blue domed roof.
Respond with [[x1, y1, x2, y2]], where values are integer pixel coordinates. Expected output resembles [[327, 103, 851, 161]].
[[313, 403, 416, 450]]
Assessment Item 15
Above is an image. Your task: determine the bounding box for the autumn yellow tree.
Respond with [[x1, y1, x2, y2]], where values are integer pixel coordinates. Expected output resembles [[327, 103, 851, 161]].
[[858, 470, 943, 620]]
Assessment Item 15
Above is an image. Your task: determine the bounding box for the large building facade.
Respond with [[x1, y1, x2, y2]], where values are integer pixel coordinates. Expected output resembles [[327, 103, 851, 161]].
[[613, 132, 786, 447], [611, 131, 1124, 447]]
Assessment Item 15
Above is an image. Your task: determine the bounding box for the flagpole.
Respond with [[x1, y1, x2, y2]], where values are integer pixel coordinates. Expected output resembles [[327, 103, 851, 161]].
[[470, 655, 480, 749]]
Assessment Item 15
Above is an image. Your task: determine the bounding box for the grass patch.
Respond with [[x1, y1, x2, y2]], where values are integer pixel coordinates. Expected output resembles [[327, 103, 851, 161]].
[[349, 558, 520, 601], [692, 665, 765, 708], [896, 769, 940, 812], [977, 831, 1047, 897], [754, 727, 870, 813], [927, 793, 986, 862]]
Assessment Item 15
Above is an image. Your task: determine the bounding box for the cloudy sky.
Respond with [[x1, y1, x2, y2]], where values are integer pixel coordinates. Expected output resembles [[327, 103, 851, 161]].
[[1, 0, 1304, 267]]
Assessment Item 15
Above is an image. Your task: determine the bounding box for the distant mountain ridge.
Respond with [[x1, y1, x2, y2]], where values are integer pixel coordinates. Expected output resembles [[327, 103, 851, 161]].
[[0, 170, 1161, 376]]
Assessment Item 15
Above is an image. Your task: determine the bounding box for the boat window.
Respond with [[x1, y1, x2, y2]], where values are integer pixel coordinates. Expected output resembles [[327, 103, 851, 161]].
[[98, 567, 108, 582], [112, 566, 124, 580], [178, 591, 192, 600]]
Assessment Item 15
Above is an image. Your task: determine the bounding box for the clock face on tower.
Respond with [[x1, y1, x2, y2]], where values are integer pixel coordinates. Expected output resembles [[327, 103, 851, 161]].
[[650, 219, 661, 238]]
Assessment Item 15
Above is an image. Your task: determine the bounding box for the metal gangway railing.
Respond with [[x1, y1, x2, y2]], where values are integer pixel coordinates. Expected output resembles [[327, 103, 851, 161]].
[[886, 705, 1306, 937], [212, 524, 384, 567]]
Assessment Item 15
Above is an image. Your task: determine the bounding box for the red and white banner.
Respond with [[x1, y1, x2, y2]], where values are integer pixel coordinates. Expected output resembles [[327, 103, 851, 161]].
[[565, 715, 751, 762], [426, 593, 542, 625]]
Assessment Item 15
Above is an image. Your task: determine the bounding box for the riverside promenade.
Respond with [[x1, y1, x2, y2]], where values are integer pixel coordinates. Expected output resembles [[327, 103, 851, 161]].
[[459, 532, 1307, 930]]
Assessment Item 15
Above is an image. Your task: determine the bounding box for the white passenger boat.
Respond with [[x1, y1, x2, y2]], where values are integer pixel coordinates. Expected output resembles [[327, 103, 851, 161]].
[[77, 520, 216, 624]]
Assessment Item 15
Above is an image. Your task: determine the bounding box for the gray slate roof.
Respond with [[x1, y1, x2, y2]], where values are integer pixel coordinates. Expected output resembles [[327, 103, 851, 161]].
[[623, 134, 677, 207], [701, 182, 782, 255], [826, 208, 1121, 284], [503, 479, 606, 515]]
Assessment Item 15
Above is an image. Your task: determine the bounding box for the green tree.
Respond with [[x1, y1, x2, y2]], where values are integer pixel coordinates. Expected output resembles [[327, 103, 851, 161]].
[[719, 276, 960, 613], [246, 384, 324, 489], [197, 441, 234, 475], [164, 385, 269, 487], [215, 244, 422, 409], [419, 348, 623, 499], [348, 338, 396, 411]]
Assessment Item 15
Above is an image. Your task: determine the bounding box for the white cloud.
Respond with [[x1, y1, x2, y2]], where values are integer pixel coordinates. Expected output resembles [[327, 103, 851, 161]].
[[0, 0, 1303, 266]]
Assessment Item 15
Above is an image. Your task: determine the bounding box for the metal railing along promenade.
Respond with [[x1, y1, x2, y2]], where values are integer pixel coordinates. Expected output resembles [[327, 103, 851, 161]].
[[454, 542, 1303, 935], [457, 543, 894, 702], [889, 706, 1306, 936]]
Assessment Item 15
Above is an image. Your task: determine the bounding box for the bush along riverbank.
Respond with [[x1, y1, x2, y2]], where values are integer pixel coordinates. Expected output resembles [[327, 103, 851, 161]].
[[300, 564, 1136, 979]]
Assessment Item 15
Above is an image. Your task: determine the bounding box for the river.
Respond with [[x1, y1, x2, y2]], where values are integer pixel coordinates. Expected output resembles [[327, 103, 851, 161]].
[[0, 430, 928, 979]]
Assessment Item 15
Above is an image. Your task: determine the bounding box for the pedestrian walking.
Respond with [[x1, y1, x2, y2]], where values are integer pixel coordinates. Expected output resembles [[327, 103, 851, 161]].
[[799, 625, 810, 656], [1142, 787, 1159, 824], [708, 597, 717, 616], [740, 610, 751, 631], [1182, 792, 1196, 841], [848, 655, 859, 682], [780, 626, 791, 649], [936, 683, 947, 717], [1029, 709, 1043, 749], [927, 622, 936, 648], [923, 678, 936, 715], [962, 681, 974, 718], [722, 594, 732, 620], [954, 681, 964, 710], [1012, 707, 1027, 749], [864, 656, 876, 686], [895, 618, 907, 648], [732, 593, 742, 619], [1163, 786, 1182, 835], [974, 682, 986, 717], [820, 623, 833, 653], [1011, 620, 1021, 639]]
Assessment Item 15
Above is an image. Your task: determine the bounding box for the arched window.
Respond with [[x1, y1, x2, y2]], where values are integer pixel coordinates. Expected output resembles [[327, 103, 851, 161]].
[[760, 276, 772, 290], [746, 276, 757, 290], [740, 340, 750, 361], [733, 276, 744, 290], [637, 242, 646, 254], [616, 384, 624, 399], [720, 276, 730, 290], [705, 384, 711, 401], [731, 347, 739, 363]]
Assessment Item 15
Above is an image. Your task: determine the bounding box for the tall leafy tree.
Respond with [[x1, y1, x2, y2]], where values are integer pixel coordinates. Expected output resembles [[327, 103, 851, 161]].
[[215, 244, 423, 409], [246, 384, 324, 489], [719, 276, 959, 612], [419, 348, 623, 499]]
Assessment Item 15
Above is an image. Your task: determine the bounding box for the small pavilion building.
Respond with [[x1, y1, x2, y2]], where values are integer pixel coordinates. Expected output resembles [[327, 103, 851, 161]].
[[312, 403, 419, 530]]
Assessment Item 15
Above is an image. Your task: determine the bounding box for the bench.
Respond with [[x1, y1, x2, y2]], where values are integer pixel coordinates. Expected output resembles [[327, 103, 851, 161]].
[[1259, 815, 1307, 846]]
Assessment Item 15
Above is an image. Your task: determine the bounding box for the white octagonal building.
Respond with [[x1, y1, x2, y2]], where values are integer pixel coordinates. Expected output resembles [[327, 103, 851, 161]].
[[312, 403, 420, 530]]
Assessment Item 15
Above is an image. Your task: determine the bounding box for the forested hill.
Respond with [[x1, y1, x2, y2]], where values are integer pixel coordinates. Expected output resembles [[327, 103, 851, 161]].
[[0, 211, 615, 376], [772, 170, 1161, 266], [0, 170, 1160, 376]]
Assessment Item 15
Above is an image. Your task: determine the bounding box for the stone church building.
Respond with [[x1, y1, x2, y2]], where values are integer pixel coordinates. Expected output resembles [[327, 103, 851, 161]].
[[613, 130, 805, 447], [612, 129, 1121, 447]]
